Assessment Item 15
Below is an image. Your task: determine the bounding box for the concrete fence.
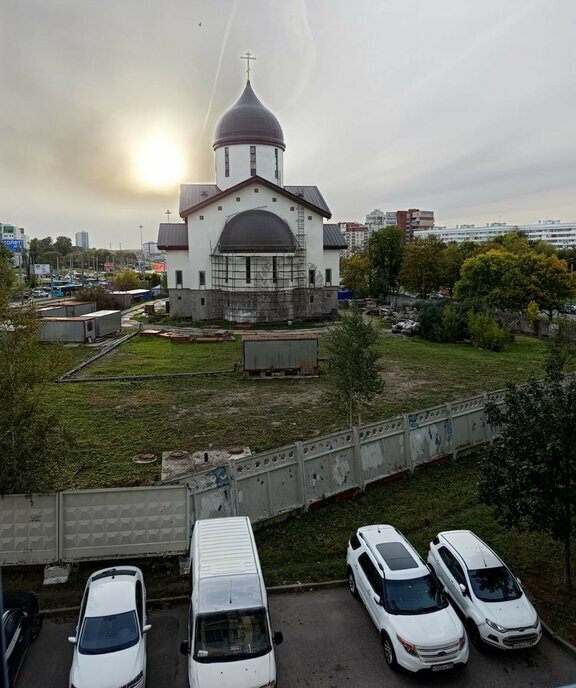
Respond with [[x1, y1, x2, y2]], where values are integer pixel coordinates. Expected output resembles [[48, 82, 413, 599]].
[[0, 390, 507, 567]]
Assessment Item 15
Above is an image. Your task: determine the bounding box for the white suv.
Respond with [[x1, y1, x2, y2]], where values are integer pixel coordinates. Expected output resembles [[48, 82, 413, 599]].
[[427, 530, 541, 650], [346, 525, 468, 673]]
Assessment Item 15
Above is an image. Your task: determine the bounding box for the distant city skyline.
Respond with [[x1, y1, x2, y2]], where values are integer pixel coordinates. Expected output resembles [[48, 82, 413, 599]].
[[2, 1, 576, 246]]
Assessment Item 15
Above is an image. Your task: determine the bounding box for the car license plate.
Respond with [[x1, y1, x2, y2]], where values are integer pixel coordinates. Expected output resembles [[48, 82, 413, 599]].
[[432, 663, 453, 672], [513, 642, 533, 649]]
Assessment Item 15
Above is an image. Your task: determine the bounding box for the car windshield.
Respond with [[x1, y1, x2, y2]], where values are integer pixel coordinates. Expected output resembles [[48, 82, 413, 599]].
[[194, 608, 271, 663], [79, 610, 139, 654], [468, 566, 522, 602], [384, 574, 448, 615]]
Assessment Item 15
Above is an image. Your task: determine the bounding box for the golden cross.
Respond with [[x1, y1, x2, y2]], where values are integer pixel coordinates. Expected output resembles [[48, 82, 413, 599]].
[[241, 51, 256, 81]]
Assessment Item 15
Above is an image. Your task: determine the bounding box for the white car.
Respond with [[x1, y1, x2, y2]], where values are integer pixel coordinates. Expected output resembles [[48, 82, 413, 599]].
[[427, 530, 541, 650], [68, 566, 151, 688], [346, 525, 468, 673]]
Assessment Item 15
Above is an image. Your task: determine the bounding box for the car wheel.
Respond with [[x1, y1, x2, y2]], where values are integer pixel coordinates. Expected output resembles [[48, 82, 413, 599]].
[[347, 568, 358, 599], [466, 618, 482, 649], [382, 632, 398, 670]]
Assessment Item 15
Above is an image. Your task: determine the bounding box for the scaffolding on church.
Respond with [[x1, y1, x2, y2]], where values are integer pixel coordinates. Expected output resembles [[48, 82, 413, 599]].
[[210, 200, 309, 323]]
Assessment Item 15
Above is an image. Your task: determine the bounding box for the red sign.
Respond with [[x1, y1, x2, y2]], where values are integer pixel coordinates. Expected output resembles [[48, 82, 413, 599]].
[[154, 263, 166, 272], [104, 263, 114, 271]]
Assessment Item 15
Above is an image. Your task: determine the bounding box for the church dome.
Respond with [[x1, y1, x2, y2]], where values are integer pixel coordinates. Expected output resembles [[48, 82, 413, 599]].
[[218, 210, 296, 253], [213, 81, 285, 151]]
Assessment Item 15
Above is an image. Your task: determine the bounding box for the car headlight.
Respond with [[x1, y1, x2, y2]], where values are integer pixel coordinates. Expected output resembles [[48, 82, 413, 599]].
[[120, 671, 144, 688], [485, 618, 508, 633], [459, 634, 466, 650], [397, 635, 419, 657]]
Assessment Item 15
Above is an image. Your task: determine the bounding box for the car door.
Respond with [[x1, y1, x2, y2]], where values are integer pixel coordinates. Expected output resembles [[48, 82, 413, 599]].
[[438, 547, 470, 614], [4, 609, 26, 686], [357, 553, 385, 628]]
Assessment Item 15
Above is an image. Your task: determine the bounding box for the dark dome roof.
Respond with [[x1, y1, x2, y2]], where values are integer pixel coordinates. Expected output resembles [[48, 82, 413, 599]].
[[213, 81, 285, 151], [218, 210, 296, 253]]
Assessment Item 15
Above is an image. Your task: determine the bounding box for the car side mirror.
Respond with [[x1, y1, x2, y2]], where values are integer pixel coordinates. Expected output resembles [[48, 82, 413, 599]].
[[67, 636, 77, 645], [459, 583, 468, 597], [179, 640, 190, 655], [273, 631, 284, 645], [143, 624, 152, 633]]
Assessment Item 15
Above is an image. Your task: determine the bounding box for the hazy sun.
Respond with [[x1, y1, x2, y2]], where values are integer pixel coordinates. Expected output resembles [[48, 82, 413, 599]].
[[136, 134, 184, 188]]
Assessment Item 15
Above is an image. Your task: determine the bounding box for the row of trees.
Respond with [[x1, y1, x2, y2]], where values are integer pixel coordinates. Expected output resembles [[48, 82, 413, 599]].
[[341, 229, 576, 318], [28, 236, 142, 272]]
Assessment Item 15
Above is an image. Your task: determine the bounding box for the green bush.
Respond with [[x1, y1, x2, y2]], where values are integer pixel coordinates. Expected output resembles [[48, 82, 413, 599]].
[[418, 302, 469, 343], [467, 311, 509, 351], [417, 302, 445, 342]]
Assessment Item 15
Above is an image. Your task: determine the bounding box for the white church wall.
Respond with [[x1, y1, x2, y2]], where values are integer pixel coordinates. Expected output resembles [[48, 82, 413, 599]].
[[165, 250, 189, 288], [215, 144, 284, 190]]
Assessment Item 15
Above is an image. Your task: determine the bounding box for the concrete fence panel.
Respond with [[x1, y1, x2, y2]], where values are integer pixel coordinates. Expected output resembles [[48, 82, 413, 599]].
[[60, 486, 189, 561], [449, 395, 489, 451], [0, 494, 58, 565], [358, 417, 408, 485], [234, 446, 301, 522], [408, 405, 453, 468], [301, 430, 357, 506], [184, 465, 234, 524]]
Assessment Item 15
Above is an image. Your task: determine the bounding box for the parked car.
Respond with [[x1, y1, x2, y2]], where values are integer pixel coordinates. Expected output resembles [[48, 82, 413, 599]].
[[68, 566, 151, 688], [346, 525, 468, 673], [31, 289, 50, 299], [2, 590, 42, 687], [427, 530, 541, 650], [564, 304, 576, 314]]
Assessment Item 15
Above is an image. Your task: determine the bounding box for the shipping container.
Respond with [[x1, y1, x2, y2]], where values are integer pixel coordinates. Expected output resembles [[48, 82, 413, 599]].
[[38, 317, 96, 343], [242, 333, 318, 376], [90, 310, 122, 337]]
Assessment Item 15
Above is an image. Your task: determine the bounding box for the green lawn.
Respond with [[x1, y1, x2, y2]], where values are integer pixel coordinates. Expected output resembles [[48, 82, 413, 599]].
[[45, 331, 548, 489]]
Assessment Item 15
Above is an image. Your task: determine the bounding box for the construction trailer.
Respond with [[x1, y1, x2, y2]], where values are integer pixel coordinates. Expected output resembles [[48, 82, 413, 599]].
[[37, 302, 95, 318], [90, 310, 122, 337], [241, 332, 318, 377], [37, 316, 96, 343]]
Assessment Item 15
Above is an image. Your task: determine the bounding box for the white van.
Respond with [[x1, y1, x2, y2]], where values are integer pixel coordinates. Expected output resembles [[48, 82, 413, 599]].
[[180, 516, 283, 688]]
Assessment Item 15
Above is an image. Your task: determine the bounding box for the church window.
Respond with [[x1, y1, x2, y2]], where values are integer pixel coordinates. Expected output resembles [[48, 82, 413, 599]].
[[225, 147, 230, 177], [199, 215, 204, 220], [254, 188, 259, 193], [309, 269, 315, 286], [250, 146, 256, 176], [290, 207, 294, 211], [290, 257, 294, 282], [199, 271, 206, 287], [272, 256, 278, 283], [246, 257, 251, 284], [218, 206, 222, 211], [309, 294, 314, 304], [275, 148, 279, 179], [175, 270, 183, 287], [225, 256, 229, 284], [308, 216, 312, 220], [236, 197, 241, 202], [325, 268, 332, 285], [272, 198, 277, 202], [200, 298, 205, 306]]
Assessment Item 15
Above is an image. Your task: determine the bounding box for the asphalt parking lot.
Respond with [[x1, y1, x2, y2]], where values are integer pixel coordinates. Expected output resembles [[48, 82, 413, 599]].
[[18, 587, 576, 688]]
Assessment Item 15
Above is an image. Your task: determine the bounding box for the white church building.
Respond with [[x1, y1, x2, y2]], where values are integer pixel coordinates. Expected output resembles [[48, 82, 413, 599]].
[[157, 72, 345, 323]]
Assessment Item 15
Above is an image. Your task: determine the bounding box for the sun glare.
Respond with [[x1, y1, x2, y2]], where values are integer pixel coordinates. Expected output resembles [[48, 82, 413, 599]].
[[136, 134, 184, 188]]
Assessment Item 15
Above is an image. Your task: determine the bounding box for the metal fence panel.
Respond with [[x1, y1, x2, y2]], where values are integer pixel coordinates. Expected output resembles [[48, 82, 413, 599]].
[[408, 405, 452, 467], [359, 417, 408, 484], [301, 431, 357, 505], [60, 486, 189, 561], [234, 446, 301, 522], [0, 495, 58, 565]]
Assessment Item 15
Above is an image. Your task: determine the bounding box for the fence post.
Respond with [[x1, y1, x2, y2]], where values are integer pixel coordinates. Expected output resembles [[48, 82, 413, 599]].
[[402, 414, 415, 473], [57, 492, 64, 563], [294, 441, 308, 511], [228, 457, 239, 517], [445, 402, 456, 458], [352, 426, 365, 491]]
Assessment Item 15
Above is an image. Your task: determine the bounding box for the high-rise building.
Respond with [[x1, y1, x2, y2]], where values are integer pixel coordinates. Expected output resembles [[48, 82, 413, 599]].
[[338, 222, 370, 258], [75, 231, 89, 249], [396, 209, 434, 244]]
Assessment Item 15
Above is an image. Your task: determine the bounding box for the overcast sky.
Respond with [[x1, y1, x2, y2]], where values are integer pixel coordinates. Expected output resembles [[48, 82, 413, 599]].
[[2, 0, 576, 249]]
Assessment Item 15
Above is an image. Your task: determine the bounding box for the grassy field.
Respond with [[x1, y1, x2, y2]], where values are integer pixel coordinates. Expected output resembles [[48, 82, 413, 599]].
[[45, 329, 548, 489]]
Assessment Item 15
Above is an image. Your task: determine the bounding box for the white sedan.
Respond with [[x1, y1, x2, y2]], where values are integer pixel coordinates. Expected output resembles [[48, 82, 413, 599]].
[[68, 566, 151, 688]]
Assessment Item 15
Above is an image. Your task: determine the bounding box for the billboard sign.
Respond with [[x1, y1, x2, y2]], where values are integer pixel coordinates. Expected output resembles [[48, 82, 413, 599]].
[[154, 263, 166, 272], [33, 263, 52, 277], [104, 263, 114, 271], [2, 239, 23, 252]]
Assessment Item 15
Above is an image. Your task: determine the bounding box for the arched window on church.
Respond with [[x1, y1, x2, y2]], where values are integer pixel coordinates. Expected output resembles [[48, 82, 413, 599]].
[[225, 147, 230, 177], [250, 146, 256, 176]]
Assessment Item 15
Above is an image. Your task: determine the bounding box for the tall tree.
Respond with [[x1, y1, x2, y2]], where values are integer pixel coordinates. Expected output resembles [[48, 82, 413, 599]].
[[527, 253, 576, 320], [399, 235, 445, 298], [340, 252, 371, 298], [0, 289, 73, 495], [112, 269, 145, 292], [479, 326, 576, 588], [324, 306, 384, 427], [0, 243, 15, 292], [368, 226, 404, 299]]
